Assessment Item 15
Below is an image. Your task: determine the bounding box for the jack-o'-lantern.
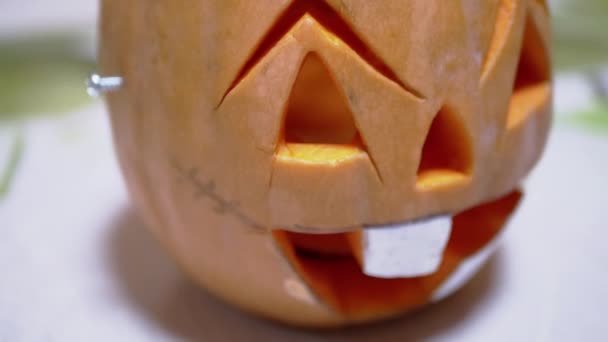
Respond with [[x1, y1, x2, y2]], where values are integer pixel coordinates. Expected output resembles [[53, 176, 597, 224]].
[[99, 0, 552, 327]]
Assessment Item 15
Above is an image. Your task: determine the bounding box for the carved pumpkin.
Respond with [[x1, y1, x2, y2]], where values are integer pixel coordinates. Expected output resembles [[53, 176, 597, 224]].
[[100, 0, 552, 327]]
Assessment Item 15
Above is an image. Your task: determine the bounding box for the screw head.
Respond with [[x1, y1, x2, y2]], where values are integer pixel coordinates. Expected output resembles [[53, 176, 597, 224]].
[[86, 73, 123, 97]]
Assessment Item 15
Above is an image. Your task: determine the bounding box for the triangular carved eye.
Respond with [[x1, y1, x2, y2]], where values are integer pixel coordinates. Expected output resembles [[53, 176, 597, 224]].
[[283, 53, 359, 145], [416, 107, 473, 190], [276, 52, 379, 175], [506, 13, 551, 129], [512, 16, 550, 92]]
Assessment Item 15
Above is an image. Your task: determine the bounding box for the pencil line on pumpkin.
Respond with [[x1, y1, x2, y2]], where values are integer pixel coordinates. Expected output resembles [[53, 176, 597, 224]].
[[171, 159, 266, 231], [216, 0, 425, 109], [268, 156, 277, 189]]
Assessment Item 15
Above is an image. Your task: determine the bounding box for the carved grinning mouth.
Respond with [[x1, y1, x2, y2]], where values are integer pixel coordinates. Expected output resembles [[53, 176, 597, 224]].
[[273, 190, 522, 317], [175, 158, 522, 319]]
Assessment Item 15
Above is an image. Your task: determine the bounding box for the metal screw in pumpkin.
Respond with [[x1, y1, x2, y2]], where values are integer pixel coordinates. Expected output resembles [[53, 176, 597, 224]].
[[86, 73, 124, 97]]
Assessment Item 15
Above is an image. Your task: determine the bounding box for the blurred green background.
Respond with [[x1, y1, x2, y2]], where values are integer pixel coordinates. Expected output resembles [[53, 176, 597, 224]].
[[553, 0, 608, 70], [0, 34, 94, 121]]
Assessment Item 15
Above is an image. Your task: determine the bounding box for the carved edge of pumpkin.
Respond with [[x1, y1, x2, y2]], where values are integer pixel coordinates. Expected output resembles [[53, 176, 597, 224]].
[[501, 0, 552, 131], [270, 190, 522, 323], [415, 105, 475, 192], [481, 0, 518, 83], [476, 0, 551, 199], [156, 160, 346, 327], [216, 0, 426, 109], [498, 0, 553, 176], [481, 0, 550, 85], [262, 15, 436, 230]]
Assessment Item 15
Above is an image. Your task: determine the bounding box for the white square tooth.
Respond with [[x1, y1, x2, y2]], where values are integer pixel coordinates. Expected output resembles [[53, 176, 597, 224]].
[[361, 216, 452, 279]]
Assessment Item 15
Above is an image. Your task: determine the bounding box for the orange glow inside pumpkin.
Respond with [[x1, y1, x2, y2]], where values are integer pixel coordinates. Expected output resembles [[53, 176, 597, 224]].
[[273, 190, 522, 317], [416, 106, 474, 190], [507, 13, 552, 129], [277, 52, 366, 163]]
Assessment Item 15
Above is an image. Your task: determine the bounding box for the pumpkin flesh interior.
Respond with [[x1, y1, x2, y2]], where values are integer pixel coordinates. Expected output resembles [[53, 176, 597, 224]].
[[416, 106, 474, 190], [224, 0, 412, 106], [507, 13, 551, 129], [273, 190, 522, 318], [279, 52, 366, 163]]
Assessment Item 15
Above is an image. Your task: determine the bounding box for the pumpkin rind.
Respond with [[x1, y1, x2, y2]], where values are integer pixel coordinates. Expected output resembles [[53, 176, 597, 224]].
[[100, 0, 551, 326]]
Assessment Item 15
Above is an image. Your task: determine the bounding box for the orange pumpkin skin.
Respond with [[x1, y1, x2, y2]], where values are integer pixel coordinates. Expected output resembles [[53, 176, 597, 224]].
[[100, 0, 552, 327]]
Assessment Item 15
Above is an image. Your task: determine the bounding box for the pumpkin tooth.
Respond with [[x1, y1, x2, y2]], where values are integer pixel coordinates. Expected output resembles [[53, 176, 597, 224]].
[[350, 216, 453, 279]]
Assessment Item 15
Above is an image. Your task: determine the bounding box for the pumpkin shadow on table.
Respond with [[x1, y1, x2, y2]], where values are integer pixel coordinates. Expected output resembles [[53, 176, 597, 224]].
[[108, 207, 505, 341]]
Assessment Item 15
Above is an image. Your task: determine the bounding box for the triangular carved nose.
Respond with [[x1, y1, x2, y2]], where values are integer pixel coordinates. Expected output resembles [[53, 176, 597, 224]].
[[284, 52, 358, 145]]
